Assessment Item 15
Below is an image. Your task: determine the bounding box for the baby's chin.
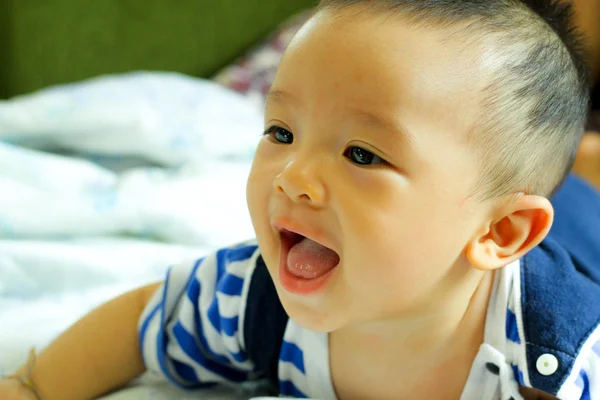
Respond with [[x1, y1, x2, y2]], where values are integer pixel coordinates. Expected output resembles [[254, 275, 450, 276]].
[[277, 289, 346, 333]]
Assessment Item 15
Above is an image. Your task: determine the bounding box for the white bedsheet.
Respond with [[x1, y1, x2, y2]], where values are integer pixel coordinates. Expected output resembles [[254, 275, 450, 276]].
[[0, 73, 263, 398]]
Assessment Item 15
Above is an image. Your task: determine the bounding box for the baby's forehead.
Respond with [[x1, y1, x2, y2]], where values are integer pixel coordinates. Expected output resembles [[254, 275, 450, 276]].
[[273, 10, 491, 135], [292, 8, 495, 84]]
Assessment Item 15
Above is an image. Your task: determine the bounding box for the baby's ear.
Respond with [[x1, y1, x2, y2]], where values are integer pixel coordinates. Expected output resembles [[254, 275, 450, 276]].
[[465, 194, 554, 271]]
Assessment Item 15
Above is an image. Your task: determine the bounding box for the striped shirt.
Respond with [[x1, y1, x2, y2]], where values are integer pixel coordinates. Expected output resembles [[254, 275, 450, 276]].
[[138, 240, 600, 399]]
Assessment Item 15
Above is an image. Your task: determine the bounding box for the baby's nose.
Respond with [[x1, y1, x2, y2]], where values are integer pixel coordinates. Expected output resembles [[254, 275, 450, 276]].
[[273, 159, 326, 207]]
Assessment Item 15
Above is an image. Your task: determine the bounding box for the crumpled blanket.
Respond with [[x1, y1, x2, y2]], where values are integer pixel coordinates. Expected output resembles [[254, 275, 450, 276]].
[[0, 73, 261, 392]]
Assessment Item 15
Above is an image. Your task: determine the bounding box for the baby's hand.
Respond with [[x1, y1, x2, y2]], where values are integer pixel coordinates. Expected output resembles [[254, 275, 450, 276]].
[[0, 378, 39, 400]]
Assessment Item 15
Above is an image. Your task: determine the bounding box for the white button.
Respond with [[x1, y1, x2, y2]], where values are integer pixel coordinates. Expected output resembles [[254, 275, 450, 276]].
[[536, 353, 558, 375]]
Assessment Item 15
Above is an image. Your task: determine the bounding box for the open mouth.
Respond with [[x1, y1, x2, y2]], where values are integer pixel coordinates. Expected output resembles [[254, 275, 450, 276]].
[[279, 229, 340, 281]]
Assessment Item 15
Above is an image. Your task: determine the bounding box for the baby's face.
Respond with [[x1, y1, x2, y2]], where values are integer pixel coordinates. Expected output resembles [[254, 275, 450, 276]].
[[247, 8, 492, 331]]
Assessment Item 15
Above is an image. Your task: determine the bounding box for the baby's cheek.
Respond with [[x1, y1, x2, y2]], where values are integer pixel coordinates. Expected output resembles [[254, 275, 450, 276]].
[[349, 215, 453, 282]]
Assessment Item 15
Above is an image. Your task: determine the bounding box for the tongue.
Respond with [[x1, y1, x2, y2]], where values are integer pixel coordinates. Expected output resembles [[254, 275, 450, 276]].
[[287, 237, 340, 279]]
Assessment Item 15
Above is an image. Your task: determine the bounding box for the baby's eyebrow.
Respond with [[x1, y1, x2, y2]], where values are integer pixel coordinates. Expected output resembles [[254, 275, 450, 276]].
[[265, 89, 300, 105], [266, 89, 413, 143], [351, 108, 414, 144]]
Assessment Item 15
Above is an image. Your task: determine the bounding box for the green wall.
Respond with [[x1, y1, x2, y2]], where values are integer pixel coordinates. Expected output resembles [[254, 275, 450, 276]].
[[0, 0, 317, 98]]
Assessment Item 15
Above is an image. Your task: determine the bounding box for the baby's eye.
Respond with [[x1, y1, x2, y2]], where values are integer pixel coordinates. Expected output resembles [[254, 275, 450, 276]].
[[264, 126, 294, 144], [345, 146, 385, 166]]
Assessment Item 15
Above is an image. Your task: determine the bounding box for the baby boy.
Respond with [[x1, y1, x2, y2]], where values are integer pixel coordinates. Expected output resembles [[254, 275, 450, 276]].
[[2, 0, 599, 399]]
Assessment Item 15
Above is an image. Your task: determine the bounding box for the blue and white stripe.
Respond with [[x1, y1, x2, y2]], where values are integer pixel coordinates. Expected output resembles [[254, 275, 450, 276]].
[[138, 241, 260, 388], [505, 265, 528, 388], [138, 241, 600, 399], [279, 320, 311, 398], [557, 326, 600, 399], [495, 260, 600, 399]]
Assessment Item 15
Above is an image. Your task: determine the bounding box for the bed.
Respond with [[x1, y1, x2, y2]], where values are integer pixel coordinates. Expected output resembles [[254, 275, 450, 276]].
[[0, 3, 313, 399]]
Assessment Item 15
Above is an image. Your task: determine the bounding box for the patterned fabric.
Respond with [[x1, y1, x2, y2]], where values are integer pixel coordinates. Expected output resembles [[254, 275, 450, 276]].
[[504, 271, 527, 387], [557, 328, 600, 399], [138, 241, 261, 387], [138, 238, 600, 399]]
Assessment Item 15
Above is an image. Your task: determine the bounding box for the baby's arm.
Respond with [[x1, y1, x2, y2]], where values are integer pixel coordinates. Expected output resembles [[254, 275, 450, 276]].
[[2, 281, 161, 400]]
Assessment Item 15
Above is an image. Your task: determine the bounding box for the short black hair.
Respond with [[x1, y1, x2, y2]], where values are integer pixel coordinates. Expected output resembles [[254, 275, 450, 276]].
[[318, 0, 590, 198]]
